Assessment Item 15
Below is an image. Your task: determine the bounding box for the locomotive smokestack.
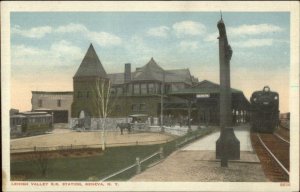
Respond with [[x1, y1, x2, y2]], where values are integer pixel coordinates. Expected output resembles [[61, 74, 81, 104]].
[[124, 63, 131, 83]]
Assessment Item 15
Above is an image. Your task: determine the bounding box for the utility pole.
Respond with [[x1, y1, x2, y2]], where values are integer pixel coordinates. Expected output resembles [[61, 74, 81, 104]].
[[160, 71, 165, 132]]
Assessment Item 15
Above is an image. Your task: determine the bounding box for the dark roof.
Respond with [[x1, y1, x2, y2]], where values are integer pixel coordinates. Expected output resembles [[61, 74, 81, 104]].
[[191, 75, 199, 84], [169, 80, 242, 95], [108, 58, 195, 85], [74, 44, 107, 78], [107, 73, 124, 85], [165, 69, 192, 85], [133, 58, 164, 81], [10, 108, 20, 116]]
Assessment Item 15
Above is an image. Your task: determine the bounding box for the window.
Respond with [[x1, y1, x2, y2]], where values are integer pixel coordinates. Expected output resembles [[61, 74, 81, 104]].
[[165, 84, 171, 93], [148, 83, 155, 94], [38, 99, 43, 107], [141, 84, 147, 95], [156, 83, 161, 94], [132, 103, 147, 112], [140, 104, 146, 112], [77, 91, 81, 98], [133, 84, 140, 95], [115, 105, 122, 112], [132, 104, 139, 112], [116, 87, 123, 95], [127, 84, 133, 95], [110, 88, 116, 95]]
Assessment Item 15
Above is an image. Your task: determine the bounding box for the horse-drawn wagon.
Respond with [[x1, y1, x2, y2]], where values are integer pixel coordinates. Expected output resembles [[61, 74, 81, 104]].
[[116, 114, 149, 134]]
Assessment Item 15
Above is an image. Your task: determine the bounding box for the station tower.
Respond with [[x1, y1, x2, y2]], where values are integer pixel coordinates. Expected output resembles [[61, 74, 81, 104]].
[[71, 44, 109, 119]]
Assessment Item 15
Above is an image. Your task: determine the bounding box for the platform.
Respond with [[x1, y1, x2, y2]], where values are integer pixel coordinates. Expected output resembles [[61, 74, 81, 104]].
[[183, 124, 253, 151], [130, 124, 268, 182]]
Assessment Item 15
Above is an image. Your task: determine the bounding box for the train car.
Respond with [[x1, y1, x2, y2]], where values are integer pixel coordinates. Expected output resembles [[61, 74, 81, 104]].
[[10, 111, 53, 136], [250, 86, 279, 133]]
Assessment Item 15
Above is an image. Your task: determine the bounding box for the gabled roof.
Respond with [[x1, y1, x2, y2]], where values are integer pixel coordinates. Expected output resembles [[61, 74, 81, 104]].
[[132, 58, 164, 81], [74, 44, 107, 78], [192, 80, 220, 89], [107, 58, 197, 85], [165, 69, 193, 85]]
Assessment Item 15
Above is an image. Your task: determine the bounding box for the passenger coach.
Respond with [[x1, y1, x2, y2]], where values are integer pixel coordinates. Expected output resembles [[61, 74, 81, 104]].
[[10, 111, 53, 136]]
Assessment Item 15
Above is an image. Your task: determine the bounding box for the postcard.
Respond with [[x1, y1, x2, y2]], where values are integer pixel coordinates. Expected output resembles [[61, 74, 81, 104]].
[[1, 1, 299, 192]]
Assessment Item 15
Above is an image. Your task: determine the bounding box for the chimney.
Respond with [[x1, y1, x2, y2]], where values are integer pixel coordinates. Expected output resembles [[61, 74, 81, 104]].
[[124, 63, 131, 83]]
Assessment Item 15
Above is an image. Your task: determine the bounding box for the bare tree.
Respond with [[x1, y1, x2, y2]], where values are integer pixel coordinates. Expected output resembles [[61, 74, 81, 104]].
[[92, 78, 118, 150], [31, 149, 51, 178]]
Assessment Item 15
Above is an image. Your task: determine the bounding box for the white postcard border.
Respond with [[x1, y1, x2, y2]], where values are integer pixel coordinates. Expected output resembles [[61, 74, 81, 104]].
[[1, 1, 299, 192]]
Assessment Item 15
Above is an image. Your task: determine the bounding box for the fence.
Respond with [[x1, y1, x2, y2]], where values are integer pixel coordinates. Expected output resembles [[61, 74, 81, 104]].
[[98, 127, 216, 181], [10, 144, 93, 153], [100, 147, 164, 181], [11, 126, 213, 154], [142, 125, 198, 136], [175, 127, 216, 149], [10, 138, 171, 153]]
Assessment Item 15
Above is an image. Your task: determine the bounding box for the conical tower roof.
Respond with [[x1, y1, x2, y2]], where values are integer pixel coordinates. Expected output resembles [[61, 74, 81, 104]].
[[74, 44, 107, 78], [133, 57, 165, 81]]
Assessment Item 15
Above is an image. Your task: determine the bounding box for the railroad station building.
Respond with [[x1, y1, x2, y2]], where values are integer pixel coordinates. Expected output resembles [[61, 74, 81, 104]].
[[31, 43, 250, 128], [71, 44, 249, 128]]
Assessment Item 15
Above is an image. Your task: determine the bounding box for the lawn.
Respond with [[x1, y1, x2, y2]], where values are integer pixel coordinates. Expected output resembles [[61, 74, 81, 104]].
[[11, 145, 160, 181], [11, 127, 216, 181]]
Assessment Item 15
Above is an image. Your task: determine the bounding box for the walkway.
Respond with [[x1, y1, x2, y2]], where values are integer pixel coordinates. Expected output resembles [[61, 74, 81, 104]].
[[183, 125, 253, 151], [130, 124, 268, 182]]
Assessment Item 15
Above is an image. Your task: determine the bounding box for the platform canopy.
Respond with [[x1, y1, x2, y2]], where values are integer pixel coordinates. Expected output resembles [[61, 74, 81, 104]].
[[167, 80, 250, 110]]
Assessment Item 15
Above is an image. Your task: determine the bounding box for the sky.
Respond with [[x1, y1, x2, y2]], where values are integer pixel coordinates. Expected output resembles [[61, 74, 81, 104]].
[[10, 12, 290, 113]]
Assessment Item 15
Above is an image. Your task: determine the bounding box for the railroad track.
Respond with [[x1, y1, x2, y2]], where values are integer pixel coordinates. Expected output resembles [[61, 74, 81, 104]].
[[276, 124, 290, 142], [251, 133, 289, 182]]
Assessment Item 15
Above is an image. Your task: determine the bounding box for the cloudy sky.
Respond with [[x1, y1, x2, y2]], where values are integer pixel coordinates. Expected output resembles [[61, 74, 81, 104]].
[[11, 12, 290, 112]]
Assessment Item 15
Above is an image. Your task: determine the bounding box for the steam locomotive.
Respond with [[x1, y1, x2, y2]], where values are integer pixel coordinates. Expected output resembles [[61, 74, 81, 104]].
[[250, 86, 279, 133]]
